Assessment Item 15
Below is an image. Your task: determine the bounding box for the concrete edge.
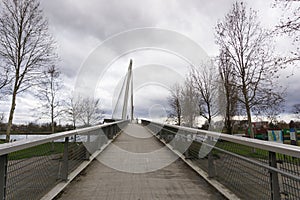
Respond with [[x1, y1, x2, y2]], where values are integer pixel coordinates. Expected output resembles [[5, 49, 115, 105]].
[[41, 132, 122, 200], [144, 126, 240, 200]]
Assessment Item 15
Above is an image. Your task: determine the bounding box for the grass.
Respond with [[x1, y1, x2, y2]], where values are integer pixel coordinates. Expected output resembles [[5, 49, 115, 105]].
[[8, 142, 64, 160], [283, 140, 300, 146], [214, 141, 269, 160], [214, 141, 300, 164]]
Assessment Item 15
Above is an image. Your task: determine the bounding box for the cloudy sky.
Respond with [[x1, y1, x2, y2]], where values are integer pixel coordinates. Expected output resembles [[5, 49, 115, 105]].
[[1, 0, 299, 124]]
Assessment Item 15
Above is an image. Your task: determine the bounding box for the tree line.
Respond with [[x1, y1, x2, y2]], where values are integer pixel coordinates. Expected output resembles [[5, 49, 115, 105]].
[[0, 0, 103, 142], [167, 1, 300, 138]]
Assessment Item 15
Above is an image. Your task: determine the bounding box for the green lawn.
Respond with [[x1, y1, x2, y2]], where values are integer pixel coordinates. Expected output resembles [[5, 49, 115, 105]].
[[212, 141, 265, 158], [8, 142, 64, 160], [283, 140, 300, 146]]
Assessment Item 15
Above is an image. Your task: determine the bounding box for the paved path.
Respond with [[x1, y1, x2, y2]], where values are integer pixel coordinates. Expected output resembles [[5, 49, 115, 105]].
[[58, 124, 225, 200]]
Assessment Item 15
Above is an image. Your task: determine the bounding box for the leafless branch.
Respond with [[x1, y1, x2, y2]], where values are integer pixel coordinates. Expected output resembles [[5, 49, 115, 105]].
[[0, 0, 57, 141]]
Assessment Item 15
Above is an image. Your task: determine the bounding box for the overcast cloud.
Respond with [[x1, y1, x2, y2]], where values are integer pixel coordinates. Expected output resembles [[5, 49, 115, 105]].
[[1, 0, 299, 124]]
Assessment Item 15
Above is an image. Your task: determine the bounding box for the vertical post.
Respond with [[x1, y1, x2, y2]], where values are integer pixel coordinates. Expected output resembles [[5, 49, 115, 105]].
[[269, 151, 280, 200], [62, 137, 69, 181], [208, 151, 216, 178], [85, 134, 91, 160], [0, 155, 7, 200], [98, 131, 103, 150], [183, 137, 191, 159], [108, 126, 113, 139], [103, 128, 108, 144]]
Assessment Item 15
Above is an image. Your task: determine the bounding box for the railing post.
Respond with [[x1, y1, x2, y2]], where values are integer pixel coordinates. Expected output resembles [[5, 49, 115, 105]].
[[62, 137, 69, 181], [85, 134, 91, 160], [183, 137, 191, 159], [113, 125, 115, 136], [207, 136, 216, 178], [97, 130, 103, 150], [269, 151, 280, 200], [0, 155, 7, 200], [208, 151, 216, 178], [109, 126, 112, 139], [102, 127, 107, 142]]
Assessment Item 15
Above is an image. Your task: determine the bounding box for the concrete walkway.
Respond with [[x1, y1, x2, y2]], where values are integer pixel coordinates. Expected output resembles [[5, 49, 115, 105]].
[[57, 124, 225, 200]]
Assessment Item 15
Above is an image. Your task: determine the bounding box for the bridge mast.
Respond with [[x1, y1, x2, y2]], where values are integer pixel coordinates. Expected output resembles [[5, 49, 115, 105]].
[[130, 61, 134, 121], [122, 59, 133, 121]]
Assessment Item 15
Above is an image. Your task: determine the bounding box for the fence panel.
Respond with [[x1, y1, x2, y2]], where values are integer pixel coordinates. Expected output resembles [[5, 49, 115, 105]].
[[142, 120, 300, 200], [0, 120, 128, 200]]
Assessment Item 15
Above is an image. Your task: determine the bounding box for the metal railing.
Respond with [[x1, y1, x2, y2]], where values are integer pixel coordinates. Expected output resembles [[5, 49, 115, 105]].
[[0, 120, 128, 200], [142, 120, 300, 200]]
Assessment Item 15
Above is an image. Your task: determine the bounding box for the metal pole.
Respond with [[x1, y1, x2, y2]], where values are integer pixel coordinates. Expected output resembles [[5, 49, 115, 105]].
[[269, 151, 280, 200], [0, 155, 7, 200]]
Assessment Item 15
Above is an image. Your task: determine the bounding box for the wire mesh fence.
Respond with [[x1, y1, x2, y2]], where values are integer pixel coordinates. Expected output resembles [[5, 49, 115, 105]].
[[142, 120, 300, 200], [0, 120, 128, 200], [6, 142, 63, 200]]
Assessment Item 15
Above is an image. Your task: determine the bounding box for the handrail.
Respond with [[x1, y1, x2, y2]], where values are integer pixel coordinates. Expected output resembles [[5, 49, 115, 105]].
[[0, 120, 127, 156], [144, 120, 300, 158]]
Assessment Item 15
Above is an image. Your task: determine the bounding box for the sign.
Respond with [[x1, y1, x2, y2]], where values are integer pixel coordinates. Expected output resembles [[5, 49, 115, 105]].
[[290, 128, 297, 141], [268, 130, 283, 143]]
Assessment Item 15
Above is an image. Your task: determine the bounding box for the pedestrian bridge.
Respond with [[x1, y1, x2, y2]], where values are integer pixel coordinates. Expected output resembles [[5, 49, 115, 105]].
[[0, 120, 299, 200], [56, 123, 223, 200]]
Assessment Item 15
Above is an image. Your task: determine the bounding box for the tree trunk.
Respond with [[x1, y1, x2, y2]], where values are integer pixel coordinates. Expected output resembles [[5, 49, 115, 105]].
[[177, 99, 181, 126], [6, 90, 17, 142], [51, 120, 54, 134], [51, 106, 54, 134], [73, 118, 76, 130], [225, 93, 232, 134], [245, 104, 254, 138], [207, 102, 212, 128], [242, 79, 254, 138]]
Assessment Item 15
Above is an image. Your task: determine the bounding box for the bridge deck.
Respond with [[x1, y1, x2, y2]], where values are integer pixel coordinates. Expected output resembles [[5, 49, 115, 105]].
[[58, 124, 224, 200]]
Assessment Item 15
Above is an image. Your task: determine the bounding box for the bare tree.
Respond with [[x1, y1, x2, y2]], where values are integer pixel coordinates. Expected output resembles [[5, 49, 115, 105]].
[[218, 50, 238, 134], [253, 87, 285, 122], [167, 84, 182, 125], [262, 102, 284, 124], [36, 65, 62, 134], [292, 103, 300, 119], [190, 63, 219, 126], [0, 64, 10, 99], [0, 113, 4, 123], [64, 93, 83, 129], [275, 0, 300, 62], [79, 97, 103, 127], [0, 0, 56, 141], [181, 78, 198, 127], [215, 2, 284, 138]]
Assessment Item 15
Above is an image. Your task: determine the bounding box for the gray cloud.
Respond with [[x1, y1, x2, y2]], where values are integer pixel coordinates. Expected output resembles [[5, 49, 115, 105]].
[[2, 0, 299, 124]]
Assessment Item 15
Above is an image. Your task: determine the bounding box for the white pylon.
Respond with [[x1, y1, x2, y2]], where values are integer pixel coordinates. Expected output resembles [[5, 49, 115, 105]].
[[121, 59, 133, 121]]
